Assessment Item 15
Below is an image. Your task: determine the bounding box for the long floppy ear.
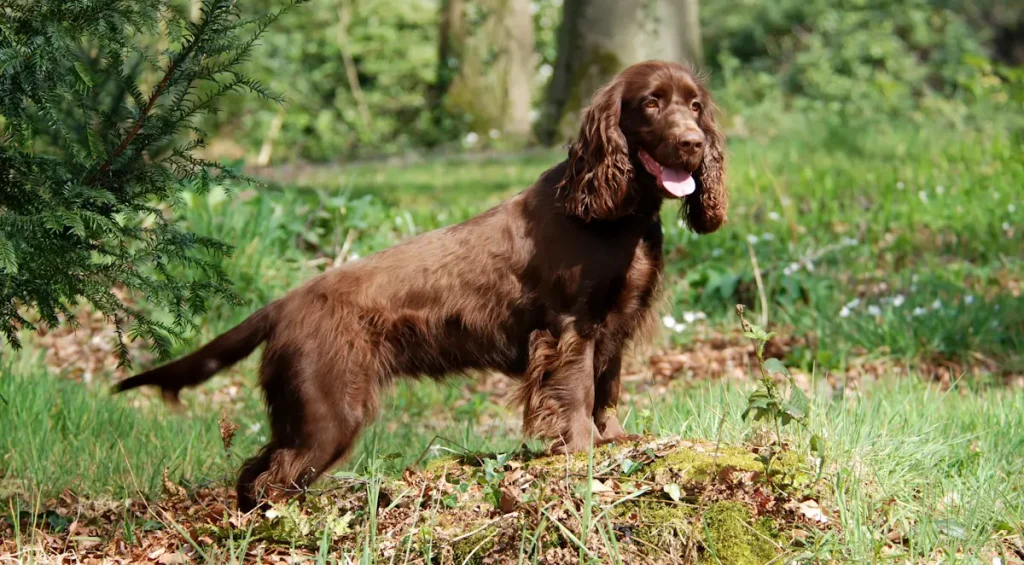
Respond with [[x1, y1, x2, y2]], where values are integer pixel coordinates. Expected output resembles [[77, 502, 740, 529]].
[[557, 80, 634, 221], [685, 98, 728, 234]]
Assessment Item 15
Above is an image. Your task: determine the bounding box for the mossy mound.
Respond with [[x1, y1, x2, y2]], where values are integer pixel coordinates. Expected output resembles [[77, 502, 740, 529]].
[[228, 436, 830, 564]]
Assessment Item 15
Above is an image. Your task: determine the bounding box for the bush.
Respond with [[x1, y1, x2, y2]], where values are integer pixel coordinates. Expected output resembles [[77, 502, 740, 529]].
[[0, 0, 301, 361], [704, 0, 1021, 118]]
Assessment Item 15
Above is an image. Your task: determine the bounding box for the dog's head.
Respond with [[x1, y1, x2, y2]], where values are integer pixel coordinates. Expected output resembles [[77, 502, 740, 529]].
[[559, 60, 727, 233]]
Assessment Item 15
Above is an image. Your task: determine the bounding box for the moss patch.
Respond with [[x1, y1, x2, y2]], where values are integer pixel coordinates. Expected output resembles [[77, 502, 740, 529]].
[[176, 437, 828, 563], [614, 499, 695, 555], [703, 502, 778, 565], [450, 522, 500, 564]]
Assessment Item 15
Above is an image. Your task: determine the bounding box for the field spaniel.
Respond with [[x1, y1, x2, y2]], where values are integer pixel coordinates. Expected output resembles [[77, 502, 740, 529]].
[[114, 60, 728, 511]]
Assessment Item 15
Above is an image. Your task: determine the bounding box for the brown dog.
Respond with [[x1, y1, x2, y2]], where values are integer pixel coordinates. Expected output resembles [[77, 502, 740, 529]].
[[114, 60, 728, 511]]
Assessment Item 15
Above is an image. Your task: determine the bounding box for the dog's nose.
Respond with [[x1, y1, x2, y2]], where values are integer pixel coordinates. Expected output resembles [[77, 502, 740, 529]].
[[680, 131, 704, 154]]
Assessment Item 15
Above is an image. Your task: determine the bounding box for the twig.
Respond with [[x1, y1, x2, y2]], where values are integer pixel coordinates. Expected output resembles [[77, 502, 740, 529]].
[[337, 1, 371, 127], [747, 241, 768, 328], [411, 435, 472, 468], [333, 228, 360, 268], [449, 512, 517, 544], [255, 110, 284, 167]]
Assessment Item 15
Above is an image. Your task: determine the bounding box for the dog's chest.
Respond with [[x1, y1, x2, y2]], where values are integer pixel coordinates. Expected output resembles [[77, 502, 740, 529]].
[[593, 220, 664, 328]]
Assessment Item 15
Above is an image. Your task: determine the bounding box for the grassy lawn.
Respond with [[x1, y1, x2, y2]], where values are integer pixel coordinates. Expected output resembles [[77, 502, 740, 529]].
[[2, 119, 1022, 562]]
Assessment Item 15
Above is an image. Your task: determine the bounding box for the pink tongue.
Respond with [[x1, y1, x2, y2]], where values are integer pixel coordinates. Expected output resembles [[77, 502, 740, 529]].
[[661, 167, 695, 197]]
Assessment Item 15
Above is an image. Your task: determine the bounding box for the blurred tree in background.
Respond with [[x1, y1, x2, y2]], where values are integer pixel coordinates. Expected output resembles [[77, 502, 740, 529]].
[[193, 0, 1020, 163], [537, 0, 702, 145]]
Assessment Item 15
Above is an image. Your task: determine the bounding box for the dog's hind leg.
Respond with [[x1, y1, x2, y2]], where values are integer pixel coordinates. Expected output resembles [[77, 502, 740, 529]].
[[236, 351, 370, 512]]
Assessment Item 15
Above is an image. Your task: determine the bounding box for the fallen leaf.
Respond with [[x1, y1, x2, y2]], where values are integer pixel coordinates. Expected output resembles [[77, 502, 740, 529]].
[[663, 483, 682, 502], [219, 409, 239, 451], [161, 468, 187, 501], [787, 499, 829, 524], [157, 551, 189, 564], [498, 488, 519, 514]]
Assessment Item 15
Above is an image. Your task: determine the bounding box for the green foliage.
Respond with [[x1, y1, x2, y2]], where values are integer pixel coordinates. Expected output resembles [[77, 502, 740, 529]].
[[735, 305, 824, 480], [211, 0, 443, 162], [0, 0, 302, 361], [206, 0, 565, 162], [704, 0, 1023, 129]]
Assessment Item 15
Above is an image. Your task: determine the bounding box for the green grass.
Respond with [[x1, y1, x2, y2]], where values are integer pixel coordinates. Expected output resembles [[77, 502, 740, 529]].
[[2, 359, 1022, 561], [2, 117, 1022, 562]]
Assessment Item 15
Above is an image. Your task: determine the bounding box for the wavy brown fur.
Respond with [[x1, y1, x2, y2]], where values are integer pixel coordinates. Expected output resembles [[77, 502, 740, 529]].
[[113, 60, 728, 511]]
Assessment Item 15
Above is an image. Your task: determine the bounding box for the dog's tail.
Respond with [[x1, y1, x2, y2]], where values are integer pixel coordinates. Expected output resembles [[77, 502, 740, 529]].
[[111, 304, 278, 406]]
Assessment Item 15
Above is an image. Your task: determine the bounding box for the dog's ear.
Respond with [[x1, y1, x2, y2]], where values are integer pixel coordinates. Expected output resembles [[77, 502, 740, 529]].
[[684, 92, 728, 234], [558, 79, 635, 222]]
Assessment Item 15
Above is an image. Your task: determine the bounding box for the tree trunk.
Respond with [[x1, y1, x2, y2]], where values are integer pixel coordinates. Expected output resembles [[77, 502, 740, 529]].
[[430, 0, 466, 113], [538, 0, 703, 145], [500, 0, 536, 143]]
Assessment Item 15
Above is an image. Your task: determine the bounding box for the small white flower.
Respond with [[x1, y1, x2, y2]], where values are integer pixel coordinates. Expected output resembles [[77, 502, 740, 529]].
[[1010, 204, 1017, 213], [1004, 222, 1012, 231], [464, 131, 480, 146], [896, 181, 905, 190], [935, 185, 945, 195], [681, 311, 706, 324], [711, 248, 723, 257], [746, 234, 759, 245], [768, 211, 781, 221], [867, 305, 881, 317], [993, 557, 1002, 565], [673, 322, 687, 333], [964, 295, 974, 305], [529, 109, 540, 122], [931, 299, 943, 310], [248, 422, 262, 433], [662, 315, 677, 328], [783, 262, 799, 276], [892, 294, 906, 307], [912, 307, 927, 316], [806, 261, 815, 272], [488, 128, 501, 139], [992, 320, 999, 328], [918, 190, 928, 204], [839, 306, 851, 318], [761, 233, 775, 241], [912, 274, 920, 283], [537, 63, 554, 80], [845, 298, 861, 309], [677, 219, 685, 228], [841, 237, 858, 246]]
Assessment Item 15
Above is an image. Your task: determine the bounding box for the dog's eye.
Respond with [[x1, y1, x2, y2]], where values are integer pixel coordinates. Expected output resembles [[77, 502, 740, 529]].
[[643, 99, 659, 109], [690, 100, 702, 112]]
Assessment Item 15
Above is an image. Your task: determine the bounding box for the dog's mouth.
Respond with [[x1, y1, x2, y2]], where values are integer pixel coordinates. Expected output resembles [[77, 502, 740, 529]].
[[638, 150, 695, 198]]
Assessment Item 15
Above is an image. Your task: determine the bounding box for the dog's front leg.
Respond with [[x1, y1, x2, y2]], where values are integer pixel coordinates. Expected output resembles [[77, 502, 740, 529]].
[[520, 328, 601, 454], [593, 352, 641, 444]]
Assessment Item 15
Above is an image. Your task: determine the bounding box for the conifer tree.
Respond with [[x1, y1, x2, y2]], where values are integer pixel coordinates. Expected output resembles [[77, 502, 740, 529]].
[[0, 0, 303, 363]]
